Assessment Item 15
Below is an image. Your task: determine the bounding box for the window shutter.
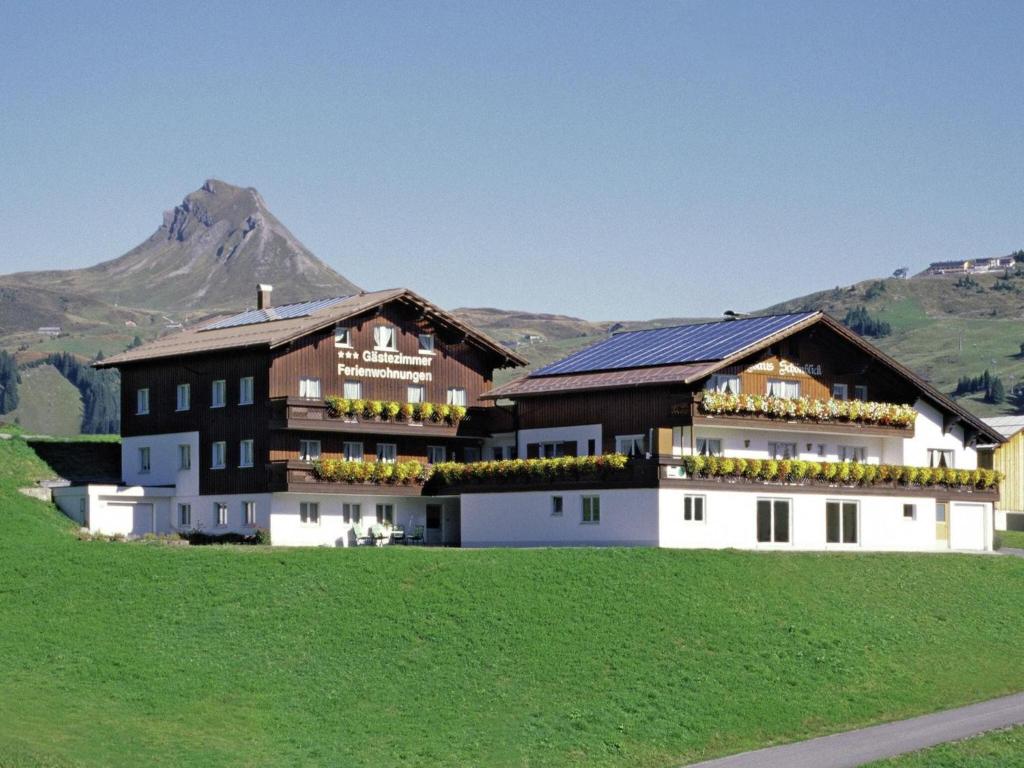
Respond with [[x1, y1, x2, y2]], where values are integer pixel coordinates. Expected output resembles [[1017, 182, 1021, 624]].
[[526, 443, 540, 459]]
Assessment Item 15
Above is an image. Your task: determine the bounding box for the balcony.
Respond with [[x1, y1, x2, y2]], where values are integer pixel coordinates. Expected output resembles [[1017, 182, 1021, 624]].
[[269, 397, 492, 439], [269, 459, 439, 496]]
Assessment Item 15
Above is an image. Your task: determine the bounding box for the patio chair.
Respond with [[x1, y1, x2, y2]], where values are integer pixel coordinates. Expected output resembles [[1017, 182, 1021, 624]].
[[353, 524, 372, 547], [371, 524, 388, 546], [391, 527, 406, 545], [407, 525, 425, 545]]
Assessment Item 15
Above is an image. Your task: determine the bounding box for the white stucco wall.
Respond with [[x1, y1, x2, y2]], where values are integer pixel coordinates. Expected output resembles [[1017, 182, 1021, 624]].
[[517, 424, 602, 457], [121, 432, 200, 494], [171, 493, 273, 535], [460, 488, 660, 547], [680, 425, 887, 464], [53, 484, 175, 537], [902, 399, 976, 469]]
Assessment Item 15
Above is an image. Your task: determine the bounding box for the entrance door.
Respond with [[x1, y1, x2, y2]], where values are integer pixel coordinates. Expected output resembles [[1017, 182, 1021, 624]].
[[442, 506, 461, 547], [425, 504, 442, 546], [935, 502, 949, 546]]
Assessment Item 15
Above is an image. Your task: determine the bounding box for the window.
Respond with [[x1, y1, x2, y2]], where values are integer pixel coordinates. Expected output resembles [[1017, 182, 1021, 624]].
[[839, 445, 866, 463], [334, 326, 352, 347], [540, 442, 565, 458], [407, 385, 426, 404], [299, 501, 319, 525], [903, 503, 917, 520], [615, 435, 645, 456], [242, 500, 256, 527], [853, 385, 868, 402], [756, 499, 791, 543], [826, 501, 859, 544], [707, 374, 741, 394], [176, 383, 190, 411], [215, 502, 228, 527], [373, 325, 397, 351], [551, 496, 564, 516], [582, 495, 601, 524], [376, 503, 395, 525], [178, 443, 191, 470], [683, 495, 705, 522], [376, 443, 397, 463], [299, 440, 321, 461], [929, 449, 955, 469], [211, 441, 226, 469], [211, 380, 226, 408], [463, 446, 481, 463], [343, 380, 362, 400], [343, 503, 361, 524], [587, 439, 597, 456], [239, 439, 254, 468], [418, 333, 435, 354], [831, 383, 848, 400], [138, 447, 151, 474], [239, 376, 254, 405], [696, 438, 722, 457], [136, 388, 150, 415], [299, 377, 321, 399], [768, 442, 798, 460], [446, 388, 467, 406], [766, 379, 800, 399], [343, 441, 363, 462], [427, 445, 447, 464], [178, 503, 191, 527]]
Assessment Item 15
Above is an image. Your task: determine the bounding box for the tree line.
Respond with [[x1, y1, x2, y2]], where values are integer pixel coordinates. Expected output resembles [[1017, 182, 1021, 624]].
[[0, 351, 19, 415], [842, 306, 891, 338], [953, 369, 1006, 404]]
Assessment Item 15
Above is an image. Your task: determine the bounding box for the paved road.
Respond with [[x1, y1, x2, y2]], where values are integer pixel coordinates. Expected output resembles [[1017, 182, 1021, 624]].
[[685, 692, 1024, 768], [1002, 547, 1024, 559]]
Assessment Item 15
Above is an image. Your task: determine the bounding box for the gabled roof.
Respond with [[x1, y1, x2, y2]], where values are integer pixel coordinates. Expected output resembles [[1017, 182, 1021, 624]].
[[95, 288, 527, 368], [982, 416, 1024, 439], [485, 311, 1004, 444]]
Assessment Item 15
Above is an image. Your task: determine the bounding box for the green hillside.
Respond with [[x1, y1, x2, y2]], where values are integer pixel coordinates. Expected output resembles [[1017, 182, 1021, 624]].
[[3, 364, 83, 435], [2, 435, 1024, 767]]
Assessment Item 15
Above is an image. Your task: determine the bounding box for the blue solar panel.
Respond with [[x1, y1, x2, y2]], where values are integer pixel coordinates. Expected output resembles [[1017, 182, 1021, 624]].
[[531, 312, 818, 376], [200, 295, 355, 331]]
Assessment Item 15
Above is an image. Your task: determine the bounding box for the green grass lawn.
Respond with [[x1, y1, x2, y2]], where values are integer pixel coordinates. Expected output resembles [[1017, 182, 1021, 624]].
[[4, 364, 83, 436], [865, 726, 1024, 767], [2, 437, 1024, 768], [998, 529, 1024, 549]]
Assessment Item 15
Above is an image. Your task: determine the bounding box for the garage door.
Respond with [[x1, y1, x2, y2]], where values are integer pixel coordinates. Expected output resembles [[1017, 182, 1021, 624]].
[[107, 502, 154, 537], [950, 503, 986, 551]]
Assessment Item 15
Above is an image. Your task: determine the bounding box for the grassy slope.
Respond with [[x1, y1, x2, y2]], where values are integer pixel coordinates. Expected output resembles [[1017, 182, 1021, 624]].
[[2, 440, 1024, 767], [866, 726, 1024, 767], [4, 364, 83, 435], [998, 530, 1024, 549]]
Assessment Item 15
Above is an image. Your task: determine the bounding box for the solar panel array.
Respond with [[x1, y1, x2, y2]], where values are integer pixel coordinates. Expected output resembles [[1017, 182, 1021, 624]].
[[531, 312, 818, 376], [200, 295, 355, 331]]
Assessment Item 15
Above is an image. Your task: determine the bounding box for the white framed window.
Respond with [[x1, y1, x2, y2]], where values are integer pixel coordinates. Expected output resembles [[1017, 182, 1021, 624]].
[[343, 441, 363, 462], [446, 388, 467, 406], [427, 445, 446, 464], [615, 435, 645, 456], [215, 502, 228, 527], [853, 385, 868, 401], [418, 333, 435, 354], [373, 325, 398, 351], [211, 380, 226, 408], [299, 377, 321, 399], [376, 503, 395, 525], [929, 449, 955, 468], [839, 445, 866, 463], [376, 443, 397, 463], [696, 438, 722, 457], [903, 503, 917, 520], [683, 495, 705, 522], [831, 383, 848, 400], [239, 439, 254, 468], [136, 388, 150, 415], [239, 376, 254, 405], [178, 503, 191, 527], [463, 446, 481, 463], [766, 379, 800, 398], [178, 444, 191, 471], [242, 500, 256, 527], [756, 498, 791, 543], [551, 496, 564, 517], [581, 495, 601, 524], [138, 446, 151, 474], [334, 326, 352, 348], [407, 385, 426, 404], [492, 445, 514, 460], [768, 442, 798, 460], [343, 503, 361, 524], [539, 442, 565, 458], [176, 383, 190, 411], [299, 440, 321, 461], [299, 501, 319, 525], [706, 374, 741, 394], [211, 441, 226, 469], [826, 500, 859, 544], [343, 380, 362, 400]]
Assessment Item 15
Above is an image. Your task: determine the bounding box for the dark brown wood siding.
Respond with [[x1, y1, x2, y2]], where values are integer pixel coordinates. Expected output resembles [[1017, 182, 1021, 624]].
[[269, 432, 477, 465]]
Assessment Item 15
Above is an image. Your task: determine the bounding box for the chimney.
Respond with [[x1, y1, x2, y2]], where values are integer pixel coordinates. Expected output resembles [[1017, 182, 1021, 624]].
[[257, 284, 273, 310]]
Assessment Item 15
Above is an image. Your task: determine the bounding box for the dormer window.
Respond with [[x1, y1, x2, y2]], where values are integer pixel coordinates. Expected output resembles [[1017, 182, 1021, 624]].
[[334, 326, 352, 348], [374, 325, 398, 351], [418, 333, 435, 354]]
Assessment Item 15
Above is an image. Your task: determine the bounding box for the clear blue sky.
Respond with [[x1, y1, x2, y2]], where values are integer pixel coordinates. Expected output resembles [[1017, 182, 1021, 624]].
[[2, 1, 1022, 319]]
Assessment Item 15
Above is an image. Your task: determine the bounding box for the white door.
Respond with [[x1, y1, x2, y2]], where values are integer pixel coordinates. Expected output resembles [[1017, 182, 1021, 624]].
[[950, 503, 986, 551]]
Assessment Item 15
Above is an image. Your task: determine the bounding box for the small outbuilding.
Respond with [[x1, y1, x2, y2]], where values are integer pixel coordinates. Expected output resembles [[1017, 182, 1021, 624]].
[[981, 416, 1024, 531]]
